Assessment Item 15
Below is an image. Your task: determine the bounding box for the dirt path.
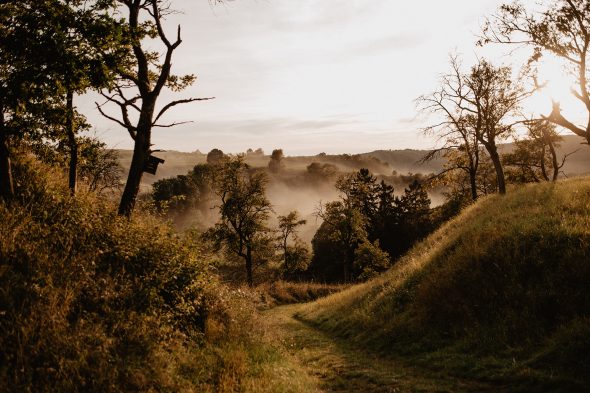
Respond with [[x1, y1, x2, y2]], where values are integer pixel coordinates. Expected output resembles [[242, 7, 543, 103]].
[[263, 304, 496, 393]]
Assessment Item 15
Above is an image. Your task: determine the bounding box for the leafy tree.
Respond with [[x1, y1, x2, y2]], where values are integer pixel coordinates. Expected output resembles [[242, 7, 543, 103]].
[[423, 57, 527, 195], [152, 163, 214, 213], [277, 211, 309, 276], [309, 169, 437, 283], [310, 201, 367, 282], [98, 0, 213, 216], [353, 240, 391, 281], [268, 148, 285, 173], [0, 0, 124, 196], [0, 2, 64, 200], [44, 0, 123, 195], [432, 147, 497, 201], [206, 157, 273, 286], [336, 168, 379, 226], [32, 135, 123, 194], [206, 148, 225, 165], [306, 162, 338, 185], [482, 0, 590, 145]]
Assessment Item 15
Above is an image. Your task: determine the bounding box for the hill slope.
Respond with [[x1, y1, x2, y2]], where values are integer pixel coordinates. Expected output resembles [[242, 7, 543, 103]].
[[297, 178, 590, 391]]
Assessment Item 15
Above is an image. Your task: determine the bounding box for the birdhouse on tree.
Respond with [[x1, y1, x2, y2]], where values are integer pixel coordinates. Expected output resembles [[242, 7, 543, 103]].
[[144, 155, 165, 175]]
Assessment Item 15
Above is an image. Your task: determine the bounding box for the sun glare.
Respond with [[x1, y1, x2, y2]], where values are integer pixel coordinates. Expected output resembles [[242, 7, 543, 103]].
[[528, 58, 578, 116]]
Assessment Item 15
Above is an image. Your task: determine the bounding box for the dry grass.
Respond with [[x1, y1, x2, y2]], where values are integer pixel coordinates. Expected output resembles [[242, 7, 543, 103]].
[[254, 281, 348, 308]]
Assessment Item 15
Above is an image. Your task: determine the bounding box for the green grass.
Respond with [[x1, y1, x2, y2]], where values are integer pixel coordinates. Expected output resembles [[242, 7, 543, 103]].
[[296, 178, 590, 391]]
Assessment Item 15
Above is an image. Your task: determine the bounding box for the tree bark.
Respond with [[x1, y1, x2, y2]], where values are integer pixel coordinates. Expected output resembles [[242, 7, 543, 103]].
[[0, 101, 14, 201], [66, 89, 77, 195], [118, 131, 149, 216], [488, 148, 506, 194], [547, 140, 560, 182], [118, 100, 154, 217], [539, 146, 549, 182]]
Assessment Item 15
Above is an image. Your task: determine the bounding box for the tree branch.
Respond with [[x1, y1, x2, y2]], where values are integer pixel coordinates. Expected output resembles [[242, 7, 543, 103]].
[[154, 97, 214, 123]]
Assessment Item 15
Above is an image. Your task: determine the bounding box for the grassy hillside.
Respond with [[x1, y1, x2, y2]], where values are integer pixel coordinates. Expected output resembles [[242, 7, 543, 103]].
[[297, 177, 590, 391]]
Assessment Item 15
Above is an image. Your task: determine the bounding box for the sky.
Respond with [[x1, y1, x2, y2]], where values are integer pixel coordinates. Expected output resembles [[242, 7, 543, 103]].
[[80, 0, 557, 156]]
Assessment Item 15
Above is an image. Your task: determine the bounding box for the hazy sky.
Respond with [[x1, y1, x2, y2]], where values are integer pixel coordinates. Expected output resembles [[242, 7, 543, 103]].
[[81, 0, 545, 155]]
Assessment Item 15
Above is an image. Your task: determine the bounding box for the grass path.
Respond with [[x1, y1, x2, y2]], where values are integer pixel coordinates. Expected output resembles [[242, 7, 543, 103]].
[[262, 304, 498, 393]]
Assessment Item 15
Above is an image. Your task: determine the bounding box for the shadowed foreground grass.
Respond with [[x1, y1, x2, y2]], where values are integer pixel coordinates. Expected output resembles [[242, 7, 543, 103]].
[[264, 304, 499, 392]]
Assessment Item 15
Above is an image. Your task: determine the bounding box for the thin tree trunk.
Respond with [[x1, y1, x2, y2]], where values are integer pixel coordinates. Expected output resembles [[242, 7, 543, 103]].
[[0, 129, 13, 201], [469, 169, 478, 201], [547, 140, 559, 181], [488, 148, 506, 194], [66, 89, 77, 195], [246, 246, 253, 287], [0, 101, 14, 201], [540, 145, 549, 182]]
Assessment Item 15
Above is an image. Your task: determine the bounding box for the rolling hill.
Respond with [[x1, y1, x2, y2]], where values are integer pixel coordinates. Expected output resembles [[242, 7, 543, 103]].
[[296, 177, 590, 390], [115, 135, 590, 189]]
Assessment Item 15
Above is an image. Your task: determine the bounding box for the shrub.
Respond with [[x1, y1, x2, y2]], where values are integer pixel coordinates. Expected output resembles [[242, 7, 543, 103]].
[[0, 156, 214, 392]]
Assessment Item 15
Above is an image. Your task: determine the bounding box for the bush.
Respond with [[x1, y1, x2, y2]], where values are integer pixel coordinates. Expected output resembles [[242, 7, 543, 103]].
[[353, 240, 391, 280], [0, 156, 214, 392]]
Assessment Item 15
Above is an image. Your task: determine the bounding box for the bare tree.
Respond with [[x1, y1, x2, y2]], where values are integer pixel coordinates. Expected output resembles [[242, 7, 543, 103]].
[[465, 60, 528, 194], [97, 0, 212, 216], [482, 0, 590, 145], [419, 57, 527, 195], [418, 56, 482, 201]]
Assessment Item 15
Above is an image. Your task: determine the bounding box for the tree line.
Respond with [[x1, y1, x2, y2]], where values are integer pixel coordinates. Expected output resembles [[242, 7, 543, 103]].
[[152, 150, 454, 285]]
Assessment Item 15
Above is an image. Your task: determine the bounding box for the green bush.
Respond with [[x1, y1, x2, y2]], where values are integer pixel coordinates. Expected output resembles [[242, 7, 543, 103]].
[[0, 156, 214, 392]]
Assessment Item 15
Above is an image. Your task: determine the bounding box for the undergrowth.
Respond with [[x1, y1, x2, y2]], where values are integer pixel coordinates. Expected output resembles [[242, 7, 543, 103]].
[[0, 155, 297, 392], [255, 281, 347, 308]]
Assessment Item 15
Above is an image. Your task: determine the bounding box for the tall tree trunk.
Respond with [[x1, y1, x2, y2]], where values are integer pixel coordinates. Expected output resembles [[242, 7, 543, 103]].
[[246, 246, 253, 287], [0, 133, 12, 201], [118, 101, 154, 217], [66, 89, 77, 195], [0, 102, 14, 201], [118, 131, 149, 216], [488, 148, 506, 194]]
